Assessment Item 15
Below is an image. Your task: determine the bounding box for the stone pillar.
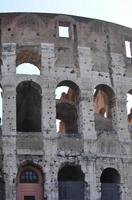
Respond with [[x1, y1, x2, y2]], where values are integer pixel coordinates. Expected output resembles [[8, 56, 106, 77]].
[[79, 87, 96, 154], [109, 52, 130, 142], [2, 85, 17, 200], [41, 43, 55, 76], [88, 160, 98, 200], [79, 88, 96, 140], [41, 86, 57, 138], [42, 87, 57, 163], [78, 46, 92, 77], [115, 93, 130, 142], [3, 137, 17, 200], [2, 43, 16, 75], [2, 85, 16, 135], [43, 161, 58, 200]]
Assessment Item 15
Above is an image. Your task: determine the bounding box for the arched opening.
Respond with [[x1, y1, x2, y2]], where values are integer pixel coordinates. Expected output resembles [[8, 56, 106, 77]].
[[56, 81, 79, 134], [16, 49, 41, 75], [94, 84, 115, 130], [58, 165, 85, 200], [100, 168, 120, 200], [16, 165, 43, 200], [16, 81, 42, 132], [16, 63, 40, 75]]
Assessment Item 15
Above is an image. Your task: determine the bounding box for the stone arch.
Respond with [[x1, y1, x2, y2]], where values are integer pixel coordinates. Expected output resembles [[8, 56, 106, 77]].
[[56, 80, 79, 100], [94, 84, 115, 118], [56, 80, 79, 134], [16, 163, 44, 200], [16, 81, 42, 132], [94, 84, 115, 130], [100, 168, 121, 200], [16, 49, 41, 71], [58, 164, 85, 200]]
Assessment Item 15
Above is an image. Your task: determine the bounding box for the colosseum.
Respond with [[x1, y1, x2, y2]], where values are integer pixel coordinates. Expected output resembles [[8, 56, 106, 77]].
[[0, 12, 132, 200]]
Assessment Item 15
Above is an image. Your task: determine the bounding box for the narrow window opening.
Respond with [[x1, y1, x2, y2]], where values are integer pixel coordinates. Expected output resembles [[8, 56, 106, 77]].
[[125, 41, 132, 58], [127, 92, 132, 134], [58, 22, 70, 38], [59, 26, 69, 38], [127, 93, 132, 116]]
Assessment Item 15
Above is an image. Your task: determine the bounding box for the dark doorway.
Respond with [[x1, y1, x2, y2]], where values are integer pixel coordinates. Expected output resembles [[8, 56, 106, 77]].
[[100, 168, 120, 200], [0, 177, 5, 200], [16, 81, 42, 132], [58, 165, 85, 200], [24, 196, 35, 200]]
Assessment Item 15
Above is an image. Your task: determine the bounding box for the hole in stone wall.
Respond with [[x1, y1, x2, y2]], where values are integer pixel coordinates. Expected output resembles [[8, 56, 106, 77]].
[[94, 87, 110, 118], [55, 86, 69, 99], [127, 93, 132, 116], [56, 102, 78, 134], [59, 26, 69, 38], [100, 168, 120, 184], [56, 81, 79, 134], [58, 165, 85, 200], [94, 84, 115, 130], [127, 92, 132, 133], [100, 168, 120, 200], [16, 63, 40, 75], [58, 22, 70, 38], [16, 81, 42, 132], [58, 165, 84, 181], [125, 40, 132, 58]]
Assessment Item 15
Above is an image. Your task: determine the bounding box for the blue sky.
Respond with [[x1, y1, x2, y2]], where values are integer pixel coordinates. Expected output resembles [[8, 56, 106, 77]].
[[0, 0, 132, 28]]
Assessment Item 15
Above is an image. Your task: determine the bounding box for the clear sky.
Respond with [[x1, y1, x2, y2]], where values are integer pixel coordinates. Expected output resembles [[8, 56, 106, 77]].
[[0, 0, 132, 28]]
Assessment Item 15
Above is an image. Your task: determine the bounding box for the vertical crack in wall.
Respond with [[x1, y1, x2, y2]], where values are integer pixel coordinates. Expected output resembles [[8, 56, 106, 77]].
[[106, 33, 114, 87], [73, 24, 80, 77]]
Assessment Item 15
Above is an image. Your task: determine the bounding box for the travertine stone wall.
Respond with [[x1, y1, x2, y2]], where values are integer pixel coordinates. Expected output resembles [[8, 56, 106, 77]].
[[0, 12, 132, 200]]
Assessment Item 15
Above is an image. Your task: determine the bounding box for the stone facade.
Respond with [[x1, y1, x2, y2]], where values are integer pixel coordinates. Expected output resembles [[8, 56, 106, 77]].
[[0, 12, 132, 200]]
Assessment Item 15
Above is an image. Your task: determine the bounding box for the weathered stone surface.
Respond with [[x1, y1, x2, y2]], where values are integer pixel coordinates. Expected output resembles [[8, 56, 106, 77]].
[[0, 12, 132, 200]]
